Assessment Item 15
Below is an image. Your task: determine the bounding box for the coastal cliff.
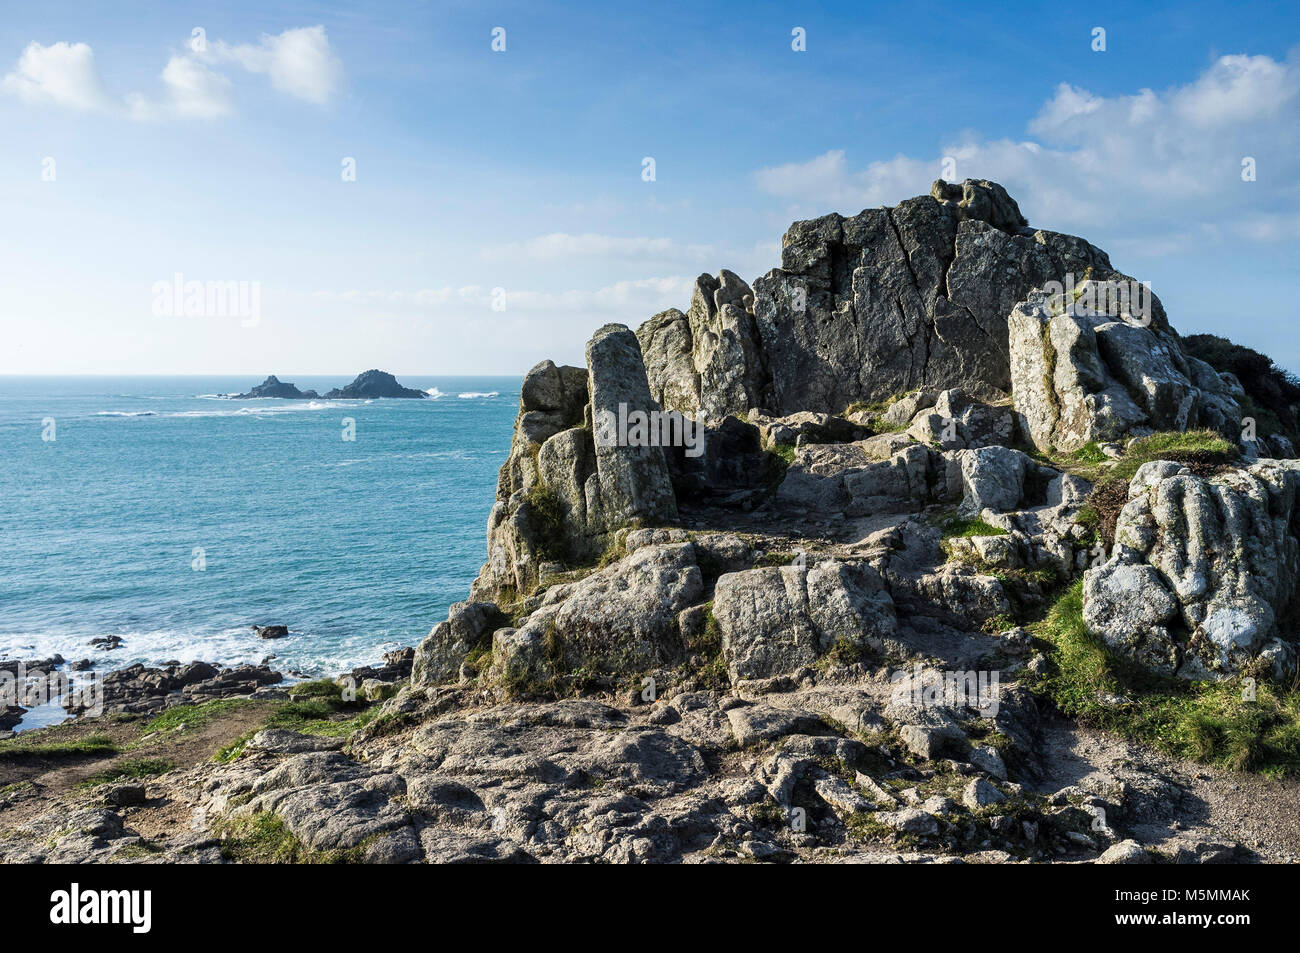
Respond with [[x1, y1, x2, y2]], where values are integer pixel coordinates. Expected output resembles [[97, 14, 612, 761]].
[[5, 179, 1300, 864]]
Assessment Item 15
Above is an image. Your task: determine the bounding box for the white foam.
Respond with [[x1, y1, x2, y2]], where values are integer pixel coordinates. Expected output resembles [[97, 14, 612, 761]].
[[457, 391, 499, 399]]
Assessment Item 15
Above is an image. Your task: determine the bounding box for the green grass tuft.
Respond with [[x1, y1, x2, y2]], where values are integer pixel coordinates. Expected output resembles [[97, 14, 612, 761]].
[[78, 757, 174, 788], [1030, 581, 1300, 776], [0, 733, 119, 759]]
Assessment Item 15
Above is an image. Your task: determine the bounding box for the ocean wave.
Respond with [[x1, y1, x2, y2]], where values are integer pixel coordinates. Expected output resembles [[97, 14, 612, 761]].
[[425, 387, 444, 399], [94, 410, 157, 417], [0, 625, 395, 684], [457, 391, 499, 399]]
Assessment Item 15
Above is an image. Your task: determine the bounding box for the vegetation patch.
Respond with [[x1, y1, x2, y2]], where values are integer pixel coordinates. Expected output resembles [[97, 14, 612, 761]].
[[1083, 430, 1238, 546], [682, 604, 730, 692], [1183, 333, 1300, 445], [217, 812, 366, 863], [0, 733, 119, 759], [78, 757, 174, 788], [933, 510, 1009, 541], [1029, 581, 1300, 776], [523, 483, 568, 562], [139, 698, 259, 736]]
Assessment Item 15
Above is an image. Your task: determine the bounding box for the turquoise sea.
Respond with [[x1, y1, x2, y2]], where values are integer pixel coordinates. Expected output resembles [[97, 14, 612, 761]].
[[0, 376, 518, 679]]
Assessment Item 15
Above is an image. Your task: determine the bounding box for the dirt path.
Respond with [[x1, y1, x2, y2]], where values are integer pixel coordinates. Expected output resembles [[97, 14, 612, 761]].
[[0, 701, 278, 836], [1035, 713, 1300, 862]]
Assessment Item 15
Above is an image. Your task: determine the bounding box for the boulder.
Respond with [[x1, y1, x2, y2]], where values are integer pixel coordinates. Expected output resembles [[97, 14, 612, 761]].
[[488, 543, 704, 690], [412, 601, 505, 686], [1008, 285, 1241, 452], [713, 560, 897, 681], [1084, 459, 1300, 678]]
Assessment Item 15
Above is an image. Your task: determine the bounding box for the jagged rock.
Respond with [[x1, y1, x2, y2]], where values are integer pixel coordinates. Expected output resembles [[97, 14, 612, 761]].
[[488, 543, 703, 689], [638, 271, 765, 421], [882, 390, 936, 427], [231, 375, 318, 399], [253, 624, 288, 639], [875, 808, 939, 836], [322, 369, 426, 399], [905, 389, 1013, 450], [412, 601, 505, 686], [586, 323, 679, 530], [747, 179, 1110, 416], [1084, 459, 1300, 678], [713, 561, 896, 681], [1008, 285, 1241, 452], [780, 443, 942, 516], [664, 415, 778, 505], [748, 410, 868, 448]]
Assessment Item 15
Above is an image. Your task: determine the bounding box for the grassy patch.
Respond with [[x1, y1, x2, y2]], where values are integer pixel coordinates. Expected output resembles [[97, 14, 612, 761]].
[[286, 679, 344, 700], [1084, 430, 1238, 545], [524, 483, 568, 562], [139, 698, 258, 735], [217, 812, 366, 864], [933, 511, 1009, 540], [1030, 581, 1300, 776], [1072, 441, 1109, 466], [679, 603, 730, 691], [78, 757, 174, 788], [0, 733, 119, 759]]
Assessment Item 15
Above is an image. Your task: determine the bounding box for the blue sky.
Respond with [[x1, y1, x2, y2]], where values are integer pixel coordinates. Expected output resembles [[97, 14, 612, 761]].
[[1, 0, 1297, 376]]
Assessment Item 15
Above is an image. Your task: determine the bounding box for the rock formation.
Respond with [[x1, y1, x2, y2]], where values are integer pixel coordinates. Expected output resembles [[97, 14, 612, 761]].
[[1008, 284, 1242, 452], [322, 369, 426, 399], [232, 375, 319, 399]]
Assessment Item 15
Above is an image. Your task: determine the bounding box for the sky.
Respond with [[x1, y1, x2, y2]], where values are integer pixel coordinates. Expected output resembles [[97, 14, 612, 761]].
[[1, 0, 1297, 377]]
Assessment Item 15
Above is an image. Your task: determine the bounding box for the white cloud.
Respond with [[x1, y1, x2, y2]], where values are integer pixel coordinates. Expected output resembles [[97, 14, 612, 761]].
[[209, 26, 342, 105], [315, 276, 697, 317], [0, 41, 111, 111], [753, 52, 1300, 252], [2, 26, 342, 119], [483, 233, 713, 263], [127, 56, 233, 120]]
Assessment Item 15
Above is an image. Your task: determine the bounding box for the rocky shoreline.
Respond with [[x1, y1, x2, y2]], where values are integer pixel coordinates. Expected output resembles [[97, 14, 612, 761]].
[[4, 179, 1299, 864]]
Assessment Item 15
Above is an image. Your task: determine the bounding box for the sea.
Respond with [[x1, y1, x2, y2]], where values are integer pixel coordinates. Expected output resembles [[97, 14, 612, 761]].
[[0, 376, 519, 713]]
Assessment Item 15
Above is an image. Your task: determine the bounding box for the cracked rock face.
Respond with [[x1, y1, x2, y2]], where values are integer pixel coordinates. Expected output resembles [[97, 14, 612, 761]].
[[1008, 285, 1242, 452], [744, 179, 1111, 416], [1084, 459, 1300, 678]]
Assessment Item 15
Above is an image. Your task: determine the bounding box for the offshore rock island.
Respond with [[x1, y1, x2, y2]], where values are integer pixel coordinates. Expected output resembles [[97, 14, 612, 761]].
[[4, 179, 1300, 864], [230, 370, 426, 400]]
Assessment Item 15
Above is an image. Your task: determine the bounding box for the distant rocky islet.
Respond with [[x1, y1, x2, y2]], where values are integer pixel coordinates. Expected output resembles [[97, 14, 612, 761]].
[[228, 369, 426, 400]]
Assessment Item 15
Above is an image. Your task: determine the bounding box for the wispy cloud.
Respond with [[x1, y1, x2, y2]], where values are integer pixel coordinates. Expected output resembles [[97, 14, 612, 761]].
[[203, 26, 342, 106], [753, 52, 1300, 252], [314, 276, 697, 316], [1, 26, 343, 120]]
